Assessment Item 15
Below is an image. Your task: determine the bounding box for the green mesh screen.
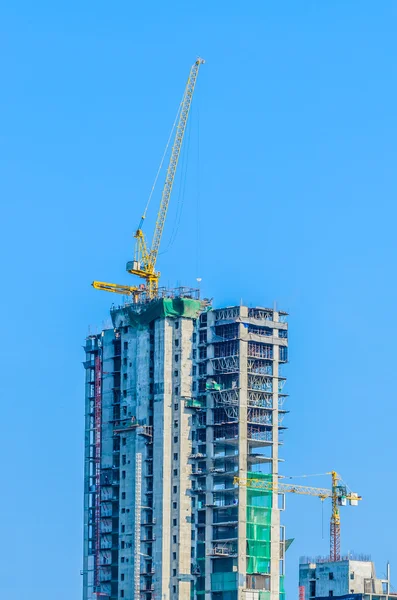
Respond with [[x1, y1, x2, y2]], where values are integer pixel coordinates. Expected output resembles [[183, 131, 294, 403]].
[[111, 298, 204, 327], [211, 572, 238, 592], [246, 472, 272, 575], [280, 575, 285, 600]]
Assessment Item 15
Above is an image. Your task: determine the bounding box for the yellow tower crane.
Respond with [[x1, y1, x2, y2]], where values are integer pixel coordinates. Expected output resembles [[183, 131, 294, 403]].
[[234, 471, 361, 562], [92, 57, 205, 300]]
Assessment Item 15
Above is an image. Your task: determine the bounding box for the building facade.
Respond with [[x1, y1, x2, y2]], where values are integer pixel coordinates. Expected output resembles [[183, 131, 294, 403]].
[[299, 558, 391, 600], [82, 293, 289, 600], [311, 596, 395, 600]]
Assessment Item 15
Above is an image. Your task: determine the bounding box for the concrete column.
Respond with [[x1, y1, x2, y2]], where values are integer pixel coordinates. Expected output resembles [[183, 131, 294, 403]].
[[132, 327, 151, 598], [153, 318, 173, 600], [204, 314, 215, 600], [270, 311, 280, 600], [177, 318, 194, 600], [238, 320, 248, 600], [204, 397, 213, 600], [83, 338, 99, 600]]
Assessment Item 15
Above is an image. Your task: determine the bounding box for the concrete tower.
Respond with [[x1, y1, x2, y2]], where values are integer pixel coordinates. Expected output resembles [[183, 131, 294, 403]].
[[82, 291, 288, 600]]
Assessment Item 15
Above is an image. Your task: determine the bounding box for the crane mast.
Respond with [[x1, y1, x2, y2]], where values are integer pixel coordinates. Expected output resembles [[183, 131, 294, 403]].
[[330, 470, 342, 562], [234, 471, 361, 562], [92, 58, 204, 299]]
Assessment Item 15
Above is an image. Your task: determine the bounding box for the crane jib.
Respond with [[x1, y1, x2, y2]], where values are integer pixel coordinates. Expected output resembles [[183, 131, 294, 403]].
[[92, 57, 205, 299], [150, 59, 204, 266]]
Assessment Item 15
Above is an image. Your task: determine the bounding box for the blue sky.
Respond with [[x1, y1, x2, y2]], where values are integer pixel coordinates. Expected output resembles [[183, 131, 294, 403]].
[[1, 2, 396, 598]]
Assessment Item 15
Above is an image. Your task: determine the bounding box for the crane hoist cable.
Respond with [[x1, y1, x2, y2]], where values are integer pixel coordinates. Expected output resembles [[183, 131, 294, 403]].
[[234, 470, 361, 562], [92, 57, 205, 300], [141, 101, 182, 227]]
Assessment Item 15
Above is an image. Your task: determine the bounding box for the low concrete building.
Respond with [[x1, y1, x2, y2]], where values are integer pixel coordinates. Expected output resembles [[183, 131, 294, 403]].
[[299, 557, 391, 600], [314, 595, 396, 600]]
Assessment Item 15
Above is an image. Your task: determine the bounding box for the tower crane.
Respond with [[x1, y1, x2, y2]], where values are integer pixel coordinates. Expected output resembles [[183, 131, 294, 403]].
[[234, 471, 361, 562], [92, 57, 205, 300]]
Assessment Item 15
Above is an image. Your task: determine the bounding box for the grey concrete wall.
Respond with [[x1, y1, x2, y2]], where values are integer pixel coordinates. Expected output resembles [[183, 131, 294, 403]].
[[204, 312, 214, 600], [118, 324, 151, 599], [153, 318, 173, 600], [99, 329, 117, 598], [177, 318, 194, 600], [270, 310, 281, 600], [238, 318, 248, 600], [83, 335, 100, 600], [299, 560, 383, 599]]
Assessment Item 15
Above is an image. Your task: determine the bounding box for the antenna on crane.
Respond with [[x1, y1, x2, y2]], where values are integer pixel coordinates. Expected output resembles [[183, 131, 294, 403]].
[[92, 57, 205, 300]]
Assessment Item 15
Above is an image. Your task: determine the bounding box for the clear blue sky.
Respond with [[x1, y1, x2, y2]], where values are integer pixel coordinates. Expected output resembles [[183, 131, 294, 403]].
[[1, 2, 396, 598]]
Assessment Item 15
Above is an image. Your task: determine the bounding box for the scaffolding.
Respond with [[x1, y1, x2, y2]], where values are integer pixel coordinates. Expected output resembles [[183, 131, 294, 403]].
[[94, 355, 102, 594], [211, 355, 239, 374], [247, 308, 274, 321], [248, 342, 273, 360], [247, 426, 273, 443], [214, 307, 241, 321], [195, 312, 289, 599], [134, 453, 142, 599], [248, 375, 273, 392], [248, 359, 273, 376], [248, 392, 273, 408]]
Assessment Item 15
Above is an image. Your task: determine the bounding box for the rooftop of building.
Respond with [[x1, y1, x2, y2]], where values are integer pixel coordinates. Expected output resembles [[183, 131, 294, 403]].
[[300, 554, 372, 566], [110, 285, 203, 310], [314, 595, 397, 600], [109, 287, 210, 327]]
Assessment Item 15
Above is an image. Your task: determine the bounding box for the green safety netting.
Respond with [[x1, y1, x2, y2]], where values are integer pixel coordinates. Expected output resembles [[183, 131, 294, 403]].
[[206, 380, 221, 391], [280, 575, 286, 600], [211, 572, 238, 592], [247, 556, 271, 574], [246, 472, 273, 575], [112, 298, 204, 326], [246, 523, 271, 542]]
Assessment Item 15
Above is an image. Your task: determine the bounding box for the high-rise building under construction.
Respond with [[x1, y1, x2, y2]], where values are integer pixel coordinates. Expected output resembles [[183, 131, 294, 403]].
[[82, 290, 289, 600]]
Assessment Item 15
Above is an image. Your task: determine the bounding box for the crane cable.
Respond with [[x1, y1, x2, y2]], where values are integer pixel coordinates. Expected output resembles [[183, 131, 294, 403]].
[[164, 113, 192, 251], [140, 97, 183, 225], [196, 92, 201, 279], [281, 472, 351, 492], [280, 473, 328, 480]]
